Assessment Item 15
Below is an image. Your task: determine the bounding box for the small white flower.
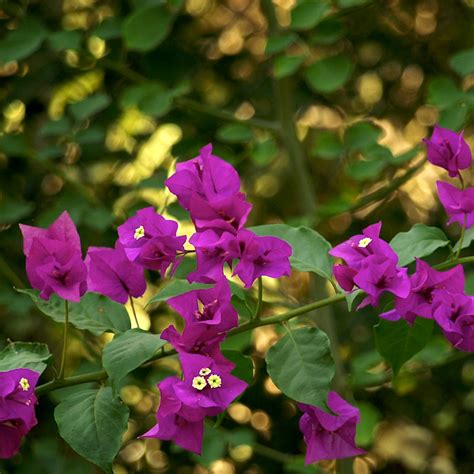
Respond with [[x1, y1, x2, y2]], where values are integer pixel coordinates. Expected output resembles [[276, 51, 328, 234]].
[[19, 378, 30, 391], [199, 367, 211, 376], [358, 237, 372, 248], [208, 374, 222, 389], [192, 376, 207, 391], [134, 225, 145, 240]]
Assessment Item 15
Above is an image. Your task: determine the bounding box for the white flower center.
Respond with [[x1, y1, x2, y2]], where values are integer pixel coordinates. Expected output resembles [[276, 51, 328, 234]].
[[208, 374, 222, 389], [134, 225, 145, 240], [19, 378, 30, 391], [192, 376, 207, 391], [199, 367, 211, 376], [358, 237, 372, 248]]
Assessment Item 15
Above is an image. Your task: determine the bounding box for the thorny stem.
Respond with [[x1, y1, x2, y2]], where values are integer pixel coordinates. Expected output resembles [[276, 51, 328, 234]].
[[58, 300, 69, 380]]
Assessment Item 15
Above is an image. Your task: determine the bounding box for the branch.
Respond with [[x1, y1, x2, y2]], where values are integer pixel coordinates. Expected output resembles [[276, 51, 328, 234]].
[[35, 293, 345, 396]]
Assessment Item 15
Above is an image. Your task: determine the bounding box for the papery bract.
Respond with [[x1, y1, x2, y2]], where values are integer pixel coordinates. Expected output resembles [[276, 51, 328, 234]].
[[298, 392, 365, 464], [436, 181, 474, 229], [117, 207, 186, 274], [353, 255, 410, 308], [165, 143, 241, 210], [167, 280, 238, 332], [20, 212, 87, 302], [380, 260, 464, 324], [160, 325, 232, 369], [432, 290, 474, 352], [85, 242, 146, 304], [187, 230, 238, 283], [141, 377, 205, 454], [0, 368, 39, 459], [232, 229, 292, 288], [423, 125, 472, 178], [173, 353, 247, 416], [189, 192, 252, 235], [329, 222, 398, 269]]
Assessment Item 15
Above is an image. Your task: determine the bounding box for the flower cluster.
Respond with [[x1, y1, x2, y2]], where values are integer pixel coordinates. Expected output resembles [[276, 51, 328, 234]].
[[135, 145, 291, 454], [425, 125, 474, 230], [330, 222, 410, 309], [0, 369, 39, 459], [333, 126, 474, 353]]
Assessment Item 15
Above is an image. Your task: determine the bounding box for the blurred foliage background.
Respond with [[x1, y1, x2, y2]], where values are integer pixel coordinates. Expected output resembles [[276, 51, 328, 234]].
[[1, 0, 474, 472]]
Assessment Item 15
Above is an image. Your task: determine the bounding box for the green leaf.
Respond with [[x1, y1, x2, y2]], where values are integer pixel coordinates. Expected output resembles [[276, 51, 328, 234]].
[[0, 342, 52, 375], [355, 402, 381, 447], [0, 199, 34, 224], [345, 159, 386, 181], [102, 329, 166, 391], [344, 122, 381, 150], [390, 224, 450, 267], [266, 327, 335, 408], [427, 77, 463, 108], [48, 31, 82, 51], [0, 18, 47, 63], [250, 138, 279, 166], [338, 0, 370, 5], [345, 289, 363, 311], [54, 387, 129, 473], [0, 133, 30, 157], [216, 123, 254, 143], [120, 83, 173, 117], [265, 33, 298, 55], [17, 289, 131, 336], [147, 280, 212, 305], [69, 93, 111, 121], [250, 224, 333, 280], [454, 226, 474, 251], [123, 6, 174, 52], [93, 18, 122, 39], [449, 48, 474, 77], [274, 54, 305, 79], [311, 131, 344, 159], [374, 317, 434, 376], [39, 117, 72, 137], [309, 18, 345, 45], [439, 103, 468, 130], [222, 350, 254, 386], [304, 54, 353, 93], [290, 0, 330, 31]]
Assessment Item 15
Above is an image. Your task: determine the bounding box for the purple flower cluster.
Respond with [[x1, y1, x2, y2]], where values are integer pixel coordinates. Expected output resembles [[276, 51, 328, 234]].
[[425, 125, 474, 230], [0, 369, 39, 459], [140, 144, 293, 454], [330, 222, 410, 309], [332, 126, 474, 353]]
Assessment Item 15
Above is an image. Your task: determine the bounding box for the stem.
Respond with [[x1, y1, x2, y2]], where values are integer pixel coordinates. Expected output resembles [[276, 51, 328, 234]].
[[455, 214, 467, 260], [36, 293, 345, 396], [0, 253, 25, 288], [434, 255, 474, 271], [58, 300, 69, 380], [254, 277, 263, 320], [129, 296, 140, 329]]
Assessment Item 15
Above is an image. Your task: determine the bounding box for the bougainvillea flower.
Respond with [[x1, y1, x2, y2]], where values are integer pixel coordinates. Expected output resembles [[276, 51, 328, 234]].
[[0, 368, 40, 459], [351, 255, 410, 308], [298, 392, 365, 464], [187, 230, 238, 283], [189, 193, 252, 235], [20, 211, 81, 256], [423, 125, 472, 178], [232, 229, 292, 288], [161, 325, 233, 369], [432, 290, 474, 352], [329, 222, 398, 269], [167, 280, 238, 332], [20, 212, 87, 302], [141, 377, 206, 454], [436, 181, 474, 229], [117, 207, 186, 274], [380, 260, 464, 324], [165, 143, 241, 210], [173, 353, 247, 416], [85, 242, 146, 304]]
